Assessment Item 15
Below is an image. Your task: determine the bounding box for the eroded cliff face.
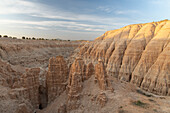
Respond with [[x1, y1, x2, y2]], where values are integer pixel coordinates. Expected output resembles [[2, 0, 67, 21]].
[[76, 20, 170, 96], [46, 56, 68, 103], [67, 57, 86, 100], [0, 59, 41, 112], [19, 68, 40, 108], [95, 59, 108, 90]]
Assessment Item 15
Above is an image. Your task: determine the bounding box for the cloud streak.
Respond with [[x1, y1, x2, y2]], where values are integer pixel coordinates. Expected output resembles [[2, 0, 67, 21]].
[[0, 0, 131, 32]]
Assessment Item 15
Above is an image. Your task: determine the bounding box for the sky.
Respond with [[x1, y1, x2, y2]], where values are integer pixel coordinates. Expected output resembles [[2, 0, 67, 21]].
[[0, 0, 169, 40]]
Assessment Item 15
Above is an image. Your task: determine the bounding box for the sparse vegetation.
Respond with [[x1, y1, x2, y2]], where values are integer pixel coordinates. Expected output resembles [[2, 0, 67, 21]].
[[3, 35, 8, 38], [153, 109, 158, 112], [0, 35, 2, 38], [148, 99, 155, 102], [118, 109, 126, 113], [119, 106, 123, 108], [132, 100, 148, 108], [13, 37, 17, 39], [136, 89, 152, 97], [22, 36, 25, 39]]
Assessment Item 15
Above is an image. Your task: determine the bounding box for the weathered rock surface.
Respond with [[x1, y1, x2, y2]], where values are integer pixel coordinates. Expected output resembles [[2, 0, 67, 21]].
[[76, 20, 170, 95], [85, 62, 94, 80], [46, 56, 68, 103], [96, 92, 108, 107], [95, 59, 108, 90], [58, 104, 67, 113], [0, 59, 21, 88], [67, 57, 86, 100], [0, 39, 83, 68], [19, 68, 40, 108]]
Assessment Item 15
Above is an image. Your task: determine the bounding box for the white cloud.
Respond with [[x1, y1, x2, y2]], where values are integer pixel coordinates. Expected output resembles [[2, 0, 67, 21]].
[[0, 19, 108, 31], [0, 0, 136, 34], [114, 10, 139, 15]]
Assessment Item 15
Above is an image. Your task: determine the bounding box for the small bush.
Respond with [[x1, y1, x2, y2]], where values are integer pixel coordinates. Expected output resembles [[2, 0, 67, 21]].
[[3, 35, 8, 38], [13, 37, 17, 39], [0, 35, 2, 38], [153, 109, 158, 112], [148, 99, 155, 102], [32, 37, 35, 40], [136, 89, 152, 97], [132, 100, 148, 108], [22, 36, 25, 39], [118, 109, 126, 113]]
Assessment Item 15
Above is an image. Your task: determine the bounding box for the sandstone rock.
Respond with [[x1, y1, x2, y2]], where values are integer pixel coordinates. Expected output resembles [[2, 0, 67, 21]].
[[67, 57, 86, 100], [15, 103, 31, 113], [58, 104, 67, 113], [95, 59, 108, 90], [39, 85, 48, 109], [0, 59, 21, 88], [76, 20, 170, 95], [19, 68, 40, 108], [46, 56, 68, 103], [96, 92, 107, 107], [85, 62, 94, 80]]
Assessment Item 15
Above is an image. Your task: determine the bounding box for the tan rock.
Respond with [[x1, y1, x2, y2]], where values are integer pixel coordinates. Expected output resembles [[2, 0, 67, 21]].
[[95, 59, 108, 90], [15, 103, 32, 113], [67, 57, 86, 100], [20, 68, 40, 108], [58, 104, 67, 113], [96, 92, 107, 107], [76, 20, 170, 96], [46, 56, 68, 103], [85, 62, 94, 80]]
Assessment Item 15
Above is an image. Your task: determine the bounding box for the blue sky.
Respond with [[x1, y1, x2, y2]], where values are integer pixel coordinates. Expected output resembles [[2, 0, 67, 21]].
[[0, 0, 169, 40]]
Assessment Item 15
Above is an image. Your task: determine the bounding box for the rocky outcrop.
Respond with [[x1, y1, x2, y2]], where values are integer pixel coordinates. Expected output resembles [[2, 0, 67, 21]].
[[19, 68, 40, 108], [95, 59, 108, 90], [96, 92, 108, 107], [76, 20, 170, 96], [85, 62, 94, 80], [0, 39, 83, 69], [0, 59, 21, 88], [46, 56, 69, 103], [15, 103, 32, 113], [58, 104, 67, 113], [67, 57, 86, 100]]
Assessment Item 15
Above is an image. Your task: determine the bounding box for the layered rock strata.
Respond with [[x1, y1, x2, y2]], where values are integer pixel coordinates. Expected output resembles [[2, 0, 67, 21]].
[[76, 20, 170, 95], [95, 59, 108, 90], [46, 56, 69, 103], [67, 57, 86, 100], [19, 68, 40, 108], [85, 62, 94, 80]]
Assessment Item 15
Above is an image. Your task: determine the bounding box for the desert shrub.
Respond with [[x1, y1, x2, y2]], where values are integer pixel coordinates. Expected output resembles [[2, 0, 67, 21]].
[[0, 35, 2, 38], [136, 89, 152, 97], [22, 36, 25, 39], [153, 109, 158, 112], [13, 37, 17, 39], [32, 37, 35, 40], [3, 35, 8, 38], [148, 99, 155, 102], [118, 109, 126, 113], [132, 100, 148, 108]]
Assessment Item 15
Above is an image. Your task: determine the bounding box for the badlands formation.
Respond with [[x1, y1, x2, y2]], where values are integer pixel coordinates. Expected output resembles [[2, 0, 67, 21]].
[[0, 20, 170, 113]]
